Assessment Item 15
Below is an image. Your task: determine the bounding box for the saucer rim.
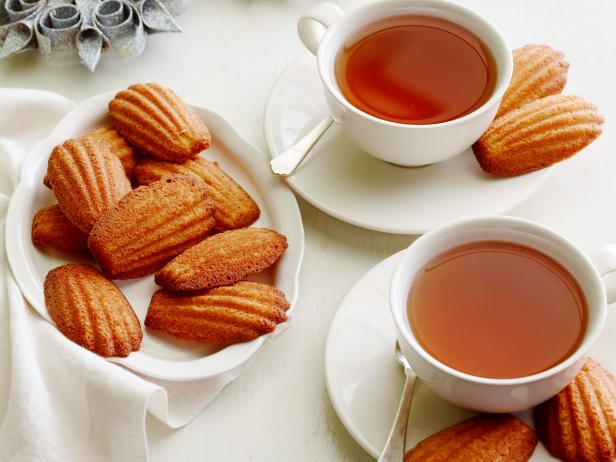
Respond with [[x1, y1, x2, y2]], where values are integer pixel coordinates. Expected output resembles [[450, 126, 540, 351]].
[[263, 53, 553, 235]]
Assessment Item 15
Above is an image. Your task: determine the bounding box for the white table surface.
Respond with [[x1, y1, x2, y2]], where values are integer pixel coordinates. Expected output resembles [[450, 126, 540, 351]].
[[1, 0, 615, 460]]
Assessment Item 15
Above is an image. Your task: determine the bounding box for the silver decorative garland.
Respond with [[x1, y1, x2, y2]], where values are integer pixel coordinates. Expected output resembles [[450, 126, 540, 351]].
[[0, 0, 191, 71]]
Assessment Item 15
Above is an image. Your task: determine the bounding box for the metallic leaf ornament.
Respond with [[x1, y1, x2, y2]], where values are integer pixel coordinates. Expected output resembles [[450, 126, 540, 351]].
[[0, 0, 189, 70]]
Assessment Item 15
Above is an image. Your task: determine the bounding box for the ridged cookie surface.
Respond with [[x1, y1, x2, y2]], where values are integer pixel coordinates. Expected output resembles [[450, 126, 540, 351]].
[[155, 227, 288, 291], [85, 127, 137, 179], [32, 205, 90, 256], [535, 358, 616, 462], [44, 127, 136, 188], [47, 138, 132, 232], [497, 44, 569, 117], [405, 414, 537, 462], [88, 175, 216, 279], [134, 157, 260, 231], [44, 263, 142, 357], [109, 82, 210, 163], [474, 95, 603, 176], [145, 281, 290, 344]]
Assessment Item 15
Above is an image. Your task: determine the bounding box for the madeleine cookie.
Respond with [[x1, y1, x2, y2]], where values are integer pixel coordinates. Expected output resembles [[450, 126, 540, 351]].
[[47, 138, 131, 232], [84, 127, 137, 179], [43, 127, 137, 188], [474, 95, 603, 176], [88, 175, 216, 279], [155, 227, 288, 291], [405, 414, 538, 462], [134, 157, 260, 231], [145, 281, 289, 344], [44, 263, 142, 357], [32, 205, 90, 257], [535, 358, 616, 462], [497, 44, 569, 117], [109, 83, 210, 163]]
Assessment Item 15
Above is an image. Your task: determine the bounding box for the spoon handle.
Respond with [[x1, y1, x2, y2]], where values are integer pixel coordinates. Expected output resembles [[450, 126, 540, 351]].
[[378, 372, 417, 462], [269, 116, 333, 176]]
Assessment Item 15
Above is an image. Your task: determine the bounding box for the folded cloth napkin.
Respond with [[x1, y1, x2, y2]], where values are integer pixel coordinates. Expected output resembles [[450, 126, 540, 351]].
[[0, 89, 257, 462]]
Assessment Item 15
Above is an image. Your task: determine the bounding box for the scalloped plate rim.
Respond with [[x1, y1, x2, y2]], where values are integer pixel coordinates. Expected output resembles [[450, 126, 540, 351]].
[[6, 91, 304, 381]]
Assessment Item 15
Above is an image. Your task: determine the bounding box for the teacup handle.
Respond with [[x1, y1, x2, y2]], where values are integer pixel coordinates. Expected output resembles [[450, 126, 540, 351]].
[[589, 245, 616, 305], [297, 2, 343, 55]]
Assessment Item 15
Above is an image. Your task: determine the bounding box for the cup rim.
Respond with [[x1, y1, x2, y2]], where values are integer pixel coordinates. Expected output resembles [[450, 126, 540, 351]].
[[389, 216, 607, 386], [316, 0, 513, 129]]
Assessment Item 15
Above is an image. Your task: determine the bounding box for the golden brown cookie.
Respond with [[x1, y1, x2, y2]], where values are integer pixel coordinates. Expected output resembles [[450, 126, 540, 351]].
[[84, 127, 138, 179], [47, 138, 132, 232], [44, 127, 137, 188], [154, 227, 288, 291], [474, 95, 603, 176], [109, 83, 210, 163], [88, 175, 216, 279], [44, 263, 142, 357], [535, 358, 616, 462], [405, 414, 538, 462], [134, 157, 260, 231], [497, 44, 569, 118], [32, 205, 90, 257], [145, 281, 289, 344]]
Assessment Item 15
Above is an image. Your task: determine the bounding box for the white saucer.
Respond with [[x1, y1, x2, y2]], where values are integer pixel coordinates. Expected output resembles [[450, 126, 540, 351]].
[[264, 54, 553, 235], [6, 92, 304, 381], [325, 251, 616, 459]]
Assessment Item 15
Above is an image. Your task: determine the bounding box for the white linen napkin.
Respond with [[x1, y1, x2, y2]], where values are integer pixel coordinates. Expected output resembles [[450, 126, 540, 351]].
[[0, 89, 256, 462]]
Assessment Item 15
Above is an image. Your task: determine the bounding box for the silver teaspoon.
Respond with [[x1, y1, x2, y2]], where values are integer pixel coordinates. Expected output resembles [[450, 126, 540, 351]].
[[269, 116, 333, 176], [378, 342, 418, 462]]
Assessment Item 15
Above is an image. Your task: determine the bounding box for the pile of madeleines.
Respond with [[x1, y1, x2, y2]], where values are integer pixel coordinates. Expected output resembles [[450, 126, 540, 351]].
[[473, 44, 603, 176], [405, 45, 612, 462], [34, 82, 290, 358]]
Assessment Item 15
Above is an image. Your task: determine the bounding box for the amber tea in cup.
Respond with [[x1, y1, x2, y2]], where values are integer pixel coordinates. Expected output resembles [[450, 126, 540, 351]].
[[334, 15, 496, 125], [407, 241, 588, 379]]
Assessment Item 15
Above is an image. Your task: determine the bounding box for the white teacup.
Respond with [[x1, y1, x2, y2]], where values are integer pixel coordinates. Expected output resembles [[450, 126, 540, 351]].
[[390, 216, 616, 413], [298, 0, 513, 167]]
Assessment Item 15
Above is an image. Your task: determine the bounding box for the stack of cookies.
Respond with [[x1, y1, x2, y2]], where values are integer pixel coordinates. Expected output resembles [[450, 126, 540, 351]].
[[474, 44, 604, 176], [34, 82, 290, 358]]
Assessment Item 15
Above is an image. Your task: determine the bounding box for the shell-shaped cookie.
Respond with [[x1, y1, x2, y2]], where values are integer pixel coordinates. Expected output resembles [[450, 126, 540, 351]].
[[474, 95, 604, 176], [134, 157, 260, 231], [44, 263, 142, 357], [405, 414, 538, 462], [32, 205, 90, 257], [155, 227, 288, 291], [44, 127, 137, 188], [535, 358, 616, 462], [84, 127, 138, 179], [145, 281, 290, 345], [88, 175, 216, 280], [47, 138, 132, 232], [497, 44, 569, 117], [109, 82, 210, 163]]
